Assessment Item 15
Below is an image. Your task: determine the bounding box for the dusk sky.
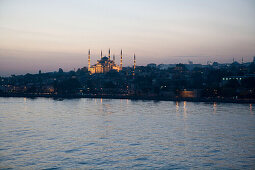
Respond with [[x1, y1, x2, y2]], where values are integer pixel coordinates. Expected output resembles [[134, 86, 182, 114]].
[[0, 0, 255, 76]]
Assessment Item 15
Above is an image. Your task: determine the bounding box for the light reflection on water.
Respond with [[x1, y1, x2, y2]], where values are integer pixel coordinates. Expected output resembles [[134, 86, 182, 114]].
[[0, 97, 255, 169], [213, 102, 217, 114]]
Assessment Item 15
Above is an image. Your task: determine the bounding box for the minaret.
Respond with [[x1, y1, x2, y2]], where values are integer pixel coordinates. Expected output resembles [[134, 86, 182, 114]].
[[133, 53, 136, 77], [113, 54, 115, 62], [88, 49, 91, 69], [120, 49, 123, 70], [108, 48, 111, 60], [101, 50, 103, 59], [134, 53, 136, 70]]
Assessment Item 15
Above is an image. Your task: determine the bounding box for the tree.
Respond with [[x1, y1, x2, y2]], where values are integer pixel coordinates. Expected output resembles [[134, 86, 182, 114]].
[[58, 68, 64, 73], [55, 78, 81, 94]]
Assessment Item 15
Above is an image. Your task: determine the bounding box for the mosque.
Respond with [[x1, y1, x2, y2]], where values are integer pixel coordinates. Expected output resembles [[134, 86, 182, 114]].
[[88, 49, 136, 74]]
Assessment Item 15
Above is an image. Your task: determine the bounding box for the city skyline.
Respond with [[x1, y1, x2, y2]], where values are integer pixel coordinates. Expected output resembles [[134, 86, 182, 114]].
[[1, 0, 255, 76]]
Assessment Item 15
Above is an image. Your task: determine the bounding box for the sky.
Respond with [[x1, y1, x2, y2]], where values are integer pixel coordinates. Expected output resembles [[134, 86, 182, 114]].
[[0, 0, 255, 76]]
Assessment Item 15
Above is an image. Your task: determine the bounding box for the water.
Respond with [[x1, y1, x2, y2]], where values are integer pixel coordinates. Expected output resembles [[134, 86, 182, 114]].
[[0, 97, 255, 169]]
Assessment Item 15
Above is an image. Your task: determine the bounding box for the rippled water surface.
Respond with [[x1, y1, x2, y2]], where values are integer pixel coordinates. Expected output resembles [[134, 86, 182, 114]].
[[0, 97, 255, 169]]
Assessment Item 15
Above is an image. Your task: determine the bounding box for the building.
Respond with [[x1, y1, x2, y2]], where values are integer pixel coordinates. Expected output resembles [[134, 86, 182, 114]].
[[147, 63, 157, 68], [88, 49, 123, 74], [180, 89, 201, 98], [158, 64, 176, 70], [221, 74, 255, 85], [88, 49, 136, 74]]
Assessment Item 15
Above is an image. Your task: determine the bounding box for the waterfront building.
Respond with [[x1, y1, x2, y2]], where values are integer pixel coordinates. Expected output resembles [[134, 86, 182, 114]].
[[88, 49, 136, 74], [88, 49, 122, 74], [221, 74, 255, 85]]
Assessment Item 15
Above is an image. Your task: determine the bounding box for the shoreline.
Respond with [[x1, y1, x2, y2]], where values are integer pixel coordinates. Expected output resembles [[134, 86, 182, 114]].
[[1, 94, 255, 104]]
